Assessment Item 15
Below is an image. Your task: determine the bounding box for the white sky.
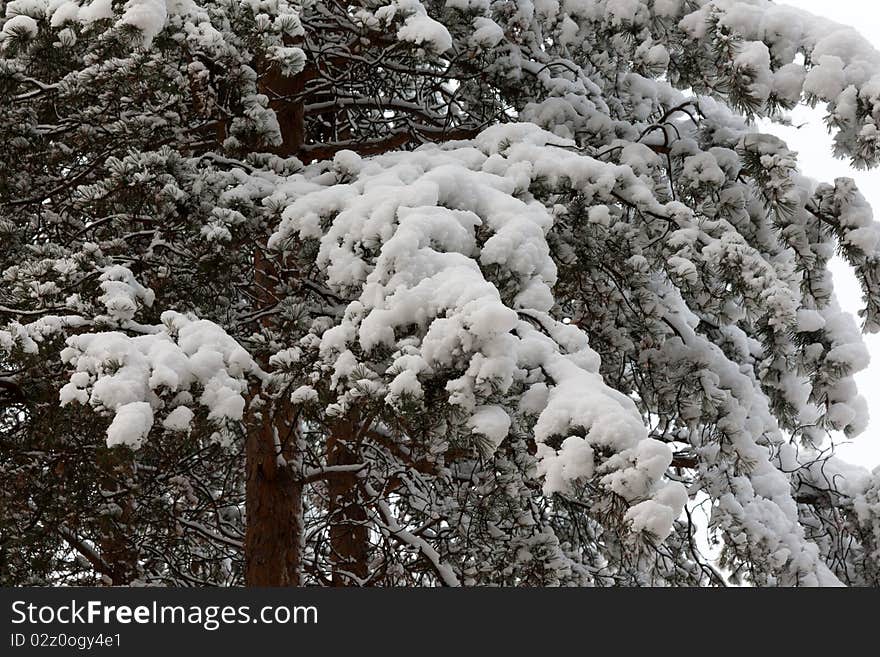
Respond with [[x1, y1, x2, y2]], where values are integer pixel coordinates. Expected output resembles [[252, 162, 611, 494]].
[[766, 1, 880, 468]]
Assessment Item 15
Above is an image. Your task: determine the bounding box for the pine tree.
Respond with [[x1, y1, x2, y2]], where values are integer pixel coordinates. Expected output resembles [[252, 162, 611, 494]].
[[2, 0, 880, 587]]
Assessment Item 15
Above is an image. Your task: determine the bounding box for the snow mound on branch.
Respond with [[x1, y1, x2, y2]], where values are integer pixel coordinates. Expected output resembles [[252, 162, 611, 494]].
[[44, 0, 196, 45], [107, 401, 153, 448], [97, 265, 155, 324], [468, 405, 511, 452], [117, 0, 167, 45], [40, 0, 300, 49], [370, 0, 452, 53], [60, 310, 258, 447], [162, 404, 194, 433], [469, 16, 504, 49], [396, 11, 452, 53]]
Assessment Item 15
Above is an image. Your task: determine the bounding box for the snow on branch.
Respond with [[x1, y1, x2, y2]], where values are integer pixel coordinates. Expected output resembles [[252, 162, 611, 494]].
[[268, 123, 694, 543], [60, 310, 259, 448]]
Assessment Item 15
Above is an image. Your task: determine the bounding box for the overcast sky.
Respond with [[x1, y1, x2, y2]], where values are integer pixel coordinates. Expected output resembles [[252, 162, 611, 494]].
[[764, 1, 880, 468]]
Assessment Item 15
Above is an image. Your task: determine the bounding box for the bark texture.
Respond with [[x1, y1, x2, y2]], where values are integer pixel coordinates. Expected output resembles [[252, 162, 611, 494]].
[[328, 415, 369, 585], [244, 399, 302, 586]]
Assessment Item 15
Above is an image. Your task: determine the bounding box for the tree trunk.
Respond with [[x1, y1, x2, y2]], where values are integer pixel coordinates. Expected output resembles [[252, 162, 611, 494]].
[[96, 449, 138, 585], [244, 246, 303, 586], [244, 399, 302, 586], [328, 415, 369, 585], [241, 51, 310, 585]]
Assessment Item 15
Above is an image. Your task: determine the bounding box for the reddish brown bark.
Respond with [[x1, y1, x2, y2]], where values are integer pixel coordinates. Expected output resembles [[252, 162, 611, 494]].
[[239, 43, 314, 585], [262, 61, 308, 157], [244, 248, 303, 587], [327, 415, 369, 585], [95, 449, 138, 585], [244, 398, 302, 586]]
